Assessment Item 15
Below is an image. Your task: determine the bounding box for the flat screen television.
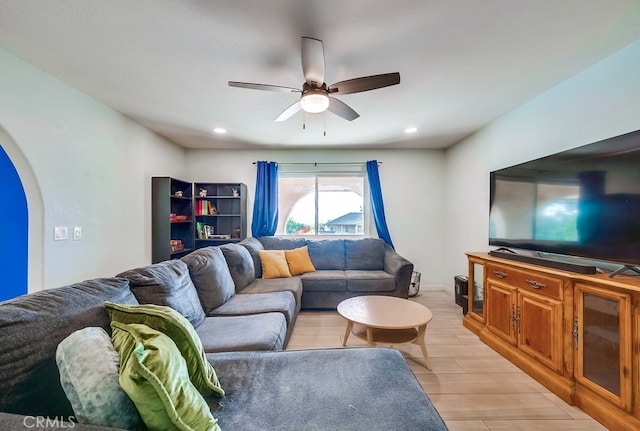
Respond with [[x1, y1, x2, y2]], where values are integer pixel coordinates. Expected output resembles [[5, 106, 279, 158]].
[[489, 129, 640, 273]]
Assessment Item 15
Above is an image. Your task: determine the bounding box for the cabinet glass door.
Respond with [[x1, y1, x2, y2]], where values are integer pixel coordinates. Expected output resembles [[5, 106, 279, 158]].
[[575, 283, 631, 410], [472, 262, 484, 317], [468, 260, 485, 321]]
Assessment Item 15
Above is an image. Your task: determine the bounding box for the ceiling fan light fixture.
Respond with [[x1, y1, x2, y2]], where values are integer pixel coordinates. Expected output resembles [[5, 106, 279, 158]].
[[300, 92, 329, 113], [229, 38, 400, 122]]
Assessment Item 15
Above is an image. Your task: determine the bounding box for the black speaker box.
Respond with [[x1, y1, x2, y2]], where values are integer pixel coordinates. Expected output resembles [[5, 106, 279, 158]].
[[461, 294, 469, 315], [454, 275, 468, 307]]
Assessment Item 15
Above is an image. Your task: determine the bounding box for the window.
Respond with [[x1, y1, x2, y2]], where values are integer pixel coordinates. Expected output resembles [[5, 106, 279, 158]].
[[277, 170, 366, 236]]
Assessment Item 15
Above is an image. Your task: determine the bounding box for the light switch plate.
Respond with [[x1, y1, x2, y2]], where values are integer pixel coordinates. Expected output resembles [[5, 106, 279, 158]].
[[73, 226, 82, 240], [54, 226, 68, 241]]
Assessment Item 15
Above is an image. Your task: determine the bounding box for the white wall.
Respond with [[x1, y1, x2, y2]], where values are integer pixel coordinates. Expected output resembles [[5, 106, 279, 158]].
[[444, 38, 640, 291], [186, 148, 448, 288], [0, 49, 187, 290], [5, 34, 639, 294], [0, 46, 449, 292]]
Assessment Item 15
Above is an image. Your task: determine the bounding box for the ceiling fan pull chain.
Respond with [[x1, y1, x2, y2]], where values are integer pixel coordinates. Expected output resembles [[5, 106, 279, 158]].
[[324, 117, 326, 137], [303, 111, 306, 130]]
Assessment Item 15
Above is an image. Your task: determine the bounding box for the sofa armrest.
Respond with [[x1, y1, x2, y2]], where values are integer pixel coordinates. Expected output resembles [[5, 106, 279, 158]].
[[383, 245, 414, 298]]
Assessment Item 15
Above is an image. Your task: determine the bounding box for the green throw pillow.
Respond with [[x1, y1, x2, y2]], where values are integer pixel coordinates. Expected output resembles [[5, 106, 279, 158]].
[[56, 327, 144, 430], [104, 301, 224, 397], [111, 322, 221, 431]]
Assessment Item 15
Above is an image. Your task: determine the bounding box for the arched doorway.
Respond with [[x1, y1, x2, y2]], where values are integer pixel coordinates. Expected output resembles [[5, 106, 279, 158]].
[[0, 123, 44, 298], [0, 143, 28, 300]]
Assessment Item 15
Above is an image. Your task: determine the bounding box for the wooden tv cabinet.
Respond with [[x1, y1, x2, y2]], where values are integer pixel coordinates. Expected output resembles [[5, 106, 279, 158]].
[[463, 252, 640, 431]]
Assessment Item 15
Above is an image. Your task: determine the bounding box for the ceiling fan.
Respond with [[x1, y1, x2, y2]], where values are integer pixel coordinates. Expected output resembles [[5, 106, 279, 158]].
[[228, 37, 400, 122]]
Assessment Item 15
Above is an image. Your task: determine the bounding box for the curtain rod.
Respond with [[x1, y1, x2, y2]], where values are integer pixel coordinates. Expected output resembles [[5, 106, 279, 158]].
[[252, 161, 381, 166]]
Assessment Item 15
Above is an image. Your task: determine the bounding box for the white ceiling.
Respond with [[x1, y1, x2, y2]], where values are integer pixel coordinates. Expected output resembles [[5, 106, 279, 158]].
[[2, 1, 640, 150]]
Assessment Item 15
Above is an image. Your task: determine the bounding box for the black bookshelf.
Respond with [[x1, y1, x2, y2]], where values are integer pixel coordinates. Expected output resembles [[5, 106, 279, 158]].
[[194, 182, 247, 247], [151, 177, 194, 263]]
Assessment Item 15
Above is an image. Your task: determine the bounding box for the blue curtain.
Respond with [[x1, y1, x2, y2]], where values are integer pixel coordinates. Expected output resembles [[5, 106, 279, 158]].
[[366, 160, 394, 249], [251, 161, 279, 237]]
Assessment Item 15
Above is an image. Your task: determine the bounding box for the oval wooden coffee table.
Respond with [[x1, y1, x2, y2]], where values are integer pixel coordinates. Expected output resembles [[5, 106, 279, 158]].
[[337, 295, 433, 370]]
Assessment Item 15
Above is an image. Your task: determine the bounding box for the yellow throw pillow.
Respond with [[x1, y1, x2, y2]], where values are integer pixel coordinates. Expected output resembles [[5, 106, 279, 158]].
[[285, 246, 316, 276], [258, 250, 292, 279]]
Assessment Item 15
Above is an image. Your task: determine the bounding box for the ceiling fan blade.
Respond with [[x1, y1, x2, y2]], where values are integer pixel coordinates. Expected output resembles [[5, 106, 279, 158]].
[[301, 37, 325, 86], [329, 72, 400, 95], [327, 97, 359, 121], [228, 81, 300, 92], [275, 100, 302, 122]]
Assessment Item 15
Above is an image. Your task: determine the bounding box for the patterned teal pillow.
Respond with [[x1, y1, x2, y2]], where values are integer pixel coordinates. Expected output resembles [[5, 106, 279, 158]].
[[55, 327, 144, 430], [111, 322, 221, 431]]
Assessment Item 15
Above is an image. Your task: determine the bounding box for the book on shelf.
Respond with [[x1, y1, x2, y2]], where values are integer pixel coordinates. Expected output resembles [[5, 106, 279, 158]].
[[204, 225, 215, 238], [169, 239, 184, 253], [197, 200, 217, 215]]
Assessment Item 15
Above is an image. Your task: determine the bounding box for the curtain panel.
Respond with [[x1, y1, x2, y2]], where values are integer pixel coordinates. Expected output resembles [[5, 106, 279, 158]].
[[366, 160, 394, 249], [251, 161, 279, 237]]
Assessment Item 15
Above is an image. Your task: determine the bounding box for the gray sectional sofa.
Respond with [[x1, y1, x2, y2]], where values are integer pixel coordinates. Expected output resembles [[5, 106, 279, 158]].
[[0, 237, 446, 431], [240, 236, 414, 308]]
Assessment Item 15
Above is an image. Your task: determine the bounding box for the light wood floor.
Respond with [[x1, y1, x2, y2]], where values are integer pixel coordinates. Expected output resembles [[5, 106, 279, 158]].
[[287, 290, 607, 431]]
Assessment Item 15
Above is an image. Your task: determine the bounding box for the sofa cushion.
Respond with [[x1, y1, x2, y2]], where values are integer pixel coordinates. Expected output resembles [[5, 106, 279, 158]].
[[220, 243, 256, 292], [117, 260, 205, 327], [195, 314, 286, 352], [300, 270, 347, 292], [307, 239, 346, 270], [345, 270, 396, 292], [259, 249, 292, 279], [285, 246, 316, 276], [345, 238, 385, 270], [0, 277, 137, 417], [104, 302, 224, 396], [209, 291, 296, 327], [259, 236, 307, 250], [240, 278, 303, 314], [55, 327, 143, 430], [181, 247, 235, 314], [111, 322, 220, 431], [239, 237, 265, 278]]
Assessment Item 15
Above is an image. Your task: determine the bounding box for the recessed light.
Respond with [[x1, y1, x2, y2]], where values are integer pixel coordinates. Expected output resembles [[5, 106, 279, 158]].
[[213, 127, 227, 134], [404, 127, 417, 134]]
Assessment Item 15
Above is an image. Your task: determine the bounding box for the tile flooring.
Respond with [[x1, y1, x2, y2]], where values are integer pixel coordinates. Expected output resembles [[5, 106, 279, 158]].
[[287, 290, 607, 431]]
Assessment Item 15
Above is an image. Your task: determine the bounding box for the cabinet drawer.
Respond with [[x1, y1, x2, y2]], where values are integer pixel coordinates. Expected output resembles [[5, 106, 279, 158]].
[[486, 263, 562, 299]]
